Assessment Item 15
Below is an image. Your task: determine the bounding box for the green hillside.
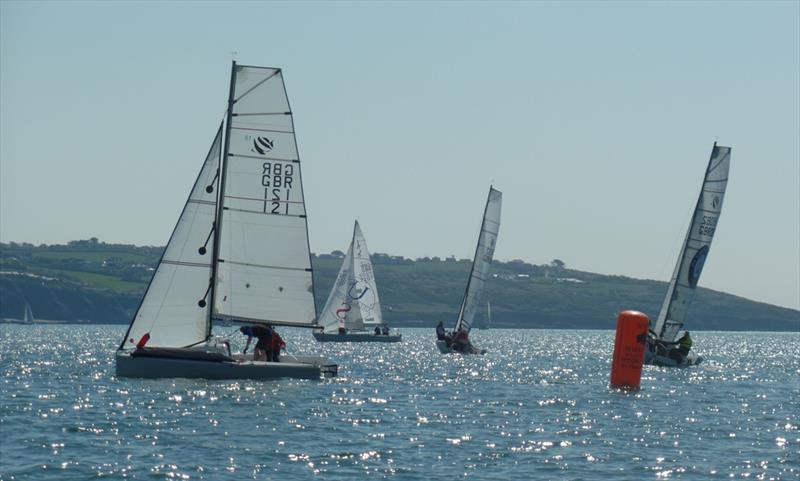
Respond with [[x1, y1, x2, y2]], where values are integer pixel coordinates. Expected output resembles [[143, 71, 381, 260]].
[[1, 239, 797, 331]]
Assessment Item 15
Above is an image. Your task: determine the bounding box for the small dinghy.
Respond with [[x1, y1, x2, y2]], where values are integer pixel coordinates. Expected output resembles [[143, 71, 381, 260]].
[[645, 143, 732, 367], [436, 187, 502, 355], [313, 221, 400, 343], [116, 62, 337, 380]]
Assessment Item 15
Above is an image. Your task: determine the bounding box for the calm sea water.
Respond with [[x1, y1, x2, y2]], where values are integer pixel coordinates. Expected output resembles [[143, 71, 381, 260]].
[[0, 325, 797, 480]]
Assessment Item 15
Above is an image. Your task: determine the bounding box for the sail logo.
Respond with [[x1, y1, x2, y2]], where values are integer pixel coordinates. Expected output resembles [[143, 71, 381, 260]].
[[711, 195, 720, 209], [252, 136, 274, 155], [335, 303, 351, 320], [687, 245, 709, 288]]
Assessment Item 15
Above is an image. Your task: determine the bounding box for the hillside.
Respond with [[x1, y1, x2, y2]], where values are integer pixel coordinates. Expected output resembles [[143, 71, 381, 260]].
[[1, 239, 797, 331]]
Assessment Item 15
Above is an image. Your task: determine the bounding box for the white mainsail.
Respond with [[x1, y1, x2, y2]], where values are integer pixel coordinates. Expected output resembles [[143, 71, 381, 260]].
[[318, 221, 383, 333], [213, 65, 317, 327], [120, 125, 223, 349], [653, 143, 731, 341], [454, 187, 502, 333], [23, 303, 34, 323]]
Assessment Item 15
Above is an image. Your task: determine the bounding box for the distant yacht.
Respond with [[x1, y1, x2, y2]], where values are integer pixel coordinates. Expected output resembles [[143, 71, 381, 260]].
[[313, 221, 400, 343]]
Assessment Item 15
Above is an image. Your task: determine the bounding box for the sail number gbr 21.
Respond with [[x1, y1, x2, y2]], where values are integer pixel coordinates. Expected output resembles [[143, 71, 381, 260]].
[[262, 161, 294, 215]]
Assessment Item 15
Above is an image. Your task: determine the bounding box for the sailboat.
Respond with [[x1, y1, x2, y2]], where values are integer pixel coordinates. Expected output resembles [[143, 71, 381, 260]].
[[644, 143, 731, 367], [22, 303, 34, 324], [313, 221, 400, 342], [436, 187, 502, 354], [116, 62, 337, 380]]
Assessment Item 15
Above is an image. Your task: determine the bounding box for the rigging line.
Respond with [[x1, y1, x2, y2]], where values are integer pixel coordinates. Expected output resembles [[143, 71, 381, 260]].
[[708, 149, 731, 174], [230, 126, 294, 134], [161, 260, 212, 268], [234, 70, 281, 104], [228, 153, 300, 163], [224, 194, 303, 204], [233, 112, 291, 117], [223, 206, 306, 218], [218, 259, 311, 271]]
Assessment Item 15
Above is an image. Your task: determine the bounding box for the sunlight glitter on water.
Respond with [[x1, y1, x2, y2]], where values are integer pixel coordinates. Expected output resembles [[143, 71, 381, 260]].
[[0, 326, 798, 480]]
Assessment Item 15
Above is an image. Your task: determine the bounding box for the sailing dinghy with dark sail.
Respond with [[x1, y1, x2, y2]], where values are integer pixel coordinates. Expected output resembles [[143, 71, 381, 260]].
[[313, 221, 400, 342], [645, 143, 731, 367], [436, 187, 502, 355], [116, 62, 337, 380]]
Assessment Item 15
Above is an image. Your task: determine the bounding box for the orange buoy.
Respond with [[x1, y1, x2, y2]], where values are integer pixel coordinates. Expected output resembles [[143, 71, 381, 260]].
[[610, 310, 650, 390]]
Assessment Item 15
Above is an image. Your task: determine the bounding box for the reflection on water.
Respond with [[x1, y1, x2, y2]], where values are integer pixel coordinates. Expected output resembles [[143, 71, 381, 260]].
[[0, 326, 798, 480]]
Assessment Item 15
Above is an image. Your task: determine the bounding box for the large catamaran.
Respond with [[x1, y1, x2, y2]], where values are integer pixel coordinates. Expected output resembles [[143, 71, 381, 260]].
[[116, 62, 337, 380], [436, 186, 502, 355], [313, 221, 400, 342], [645, 143, 731, 367]]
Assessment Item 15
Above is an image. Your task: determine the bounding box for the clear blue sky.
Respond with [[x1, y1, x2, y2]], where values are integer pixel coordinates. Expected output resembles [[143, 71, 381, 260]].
[[1, 1, 798, 311]]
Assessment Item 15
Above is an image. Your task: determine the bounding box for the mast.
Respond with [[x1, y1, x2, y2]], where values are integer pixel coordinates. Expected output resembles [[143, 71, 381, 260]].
[[207, 61, 237, 337]]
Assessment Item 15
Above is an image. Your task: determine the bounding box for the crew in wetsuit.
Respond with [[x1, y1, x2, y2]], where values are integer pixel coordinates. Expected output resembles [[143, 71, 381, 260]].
[[677, 331, 693, 359], [436, 321, 447, 341], [451, 329, 471, 352], [240, 325, 272, 361], [270, 328, 286, 362]]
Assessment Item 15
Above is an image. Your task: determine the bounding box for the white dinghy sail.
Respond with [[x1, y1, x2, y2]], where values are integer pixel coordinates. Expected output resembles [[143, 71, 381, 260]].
[[645, 143, 731, 367], [436, 186, 502, 354], [313, 221, 399, 342], [116, 63, 336, 379]]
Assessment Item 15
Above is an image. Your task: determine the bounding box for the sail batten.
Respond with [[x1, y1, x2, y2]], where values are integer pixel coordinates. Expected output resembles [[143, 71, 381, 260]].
[[653, 144, 731, 340], [454, 187, 502, 334]]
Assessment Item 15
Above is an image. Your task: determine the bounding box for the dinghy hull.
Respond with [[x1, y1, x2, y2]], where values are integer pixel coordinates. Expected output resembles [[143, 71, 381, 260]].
[[312, 332, 401, 343], [643, 341, 702, 367], [436, 340, 486, 355], [115, 350, 337, 380]]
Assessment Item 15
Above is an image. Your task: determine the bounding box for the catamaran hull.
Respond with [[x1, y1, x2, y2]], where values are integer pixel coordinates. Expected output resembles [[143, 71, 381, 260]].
[[115, 351, 337, 380], [435, 340, 486, 355], [643, 343, 703, 368], [312, 332, 401, 343]]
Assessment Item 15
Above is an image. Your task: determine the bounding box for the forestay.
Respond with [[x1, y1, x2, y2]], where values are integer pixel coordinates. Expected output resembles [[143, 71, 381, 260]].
[[318, 221, 383, 333], [454, 187, 502, 333], [213, 65, 317, 327], [654, 144, 731, 341], [120, 125, 223, 349]]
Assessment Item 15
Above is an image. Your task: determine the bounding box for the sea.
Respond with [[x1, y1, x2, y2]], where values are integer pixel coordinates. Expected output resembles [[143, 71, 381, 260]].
[[0, 325, 797, 481]]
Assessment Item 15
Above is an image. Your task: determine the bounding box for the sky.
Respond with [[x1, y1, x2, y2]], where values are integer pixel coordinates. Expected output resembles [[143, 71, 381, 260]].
[[1, 1, 798, 311]]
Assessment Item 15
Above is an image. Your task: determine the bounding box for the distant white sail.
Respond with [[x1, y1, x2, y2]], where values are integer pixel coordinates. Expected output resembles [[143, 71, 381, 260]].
[[454, 187, 502, 333], [24, 303, 34, 323], [654, 144, 731, 341], [121, 125, 223, 349], [319, 221, 383, 333], [213, 65, 317, 327]]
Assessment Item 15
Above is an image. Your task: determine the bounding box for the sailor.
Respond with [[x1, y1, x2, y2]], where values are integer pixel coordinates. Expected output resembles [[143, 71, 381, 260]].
[[677, 331, 693, 360], [270, 327, 286, 362], [435, 321, 447, 341], [452, 329, 470, 352], [374, 326, 381, 335], [240, 325, 272, 361], [382, 325, 390, 335]]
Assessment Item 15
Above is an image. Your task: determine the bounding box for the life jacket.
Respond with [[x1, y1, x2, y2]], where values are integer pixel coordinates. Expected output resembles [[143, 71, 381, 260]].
[[272, 332, 285, 350], [680, 333, 693, 349]]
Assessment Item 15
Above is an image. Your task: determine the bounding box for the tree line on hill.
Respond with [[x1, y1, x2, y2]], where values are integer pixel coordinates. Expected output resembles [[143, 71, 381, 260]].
[[0, 240, 797, 331]]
